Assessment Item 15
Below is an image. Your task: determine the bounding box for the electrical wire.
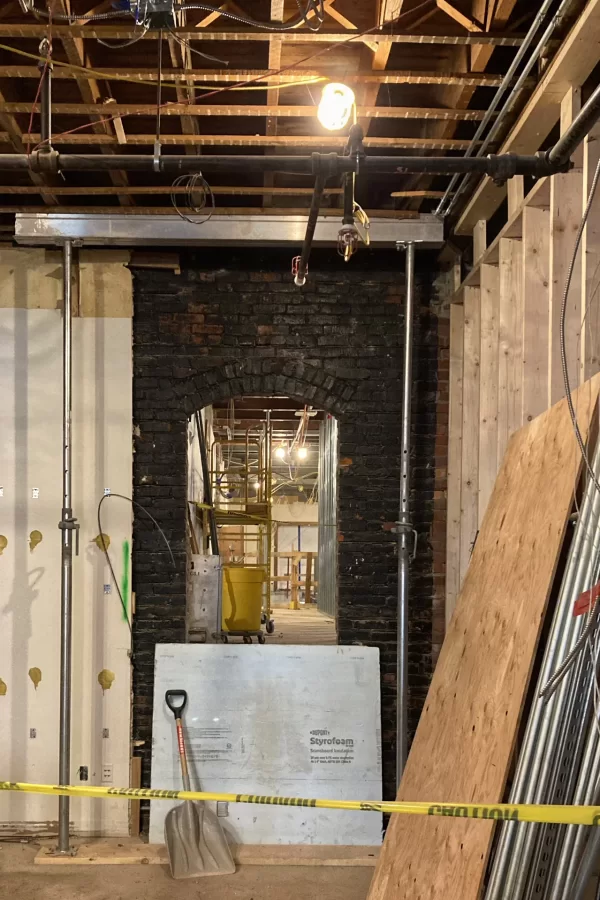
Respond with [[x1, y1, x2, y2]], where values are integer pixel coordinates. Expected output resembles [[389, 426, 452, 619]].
[[165, 21, 229, 66], [96, 23, 150, 49], [97, 491, 176, 632], [24, 12, 403, 151], [173, 1, 325, 31], [170, 171, 215, 223], [29, 4, 135, 20], [28, 0, 323, 30], [0, 39, 324, 91]]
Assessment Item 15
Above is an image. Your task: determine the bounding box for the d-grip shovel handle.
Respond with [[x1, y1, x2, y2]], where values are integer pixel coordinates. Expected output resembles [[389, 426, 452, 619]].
[[165, 689, 188, 721], [165, 690, 190, 791]]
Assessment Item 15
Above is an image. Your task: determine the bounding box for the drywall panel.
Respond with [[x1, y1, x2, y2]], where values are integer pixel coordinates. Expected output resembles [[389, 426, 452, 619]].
[[0, 310, 132, 836], [150, 644, 382, 847]]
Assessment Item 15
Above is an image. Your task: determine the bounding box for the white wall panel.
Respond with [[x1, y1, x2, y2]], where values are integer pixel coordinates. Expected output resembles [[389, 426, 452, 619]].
[[0, 310, 132, 835]]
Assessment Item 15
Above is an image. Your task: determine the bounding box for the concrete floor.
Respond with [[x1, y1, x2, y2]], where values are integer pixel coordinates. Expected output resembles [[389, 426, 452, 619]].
[[0, 843, 374, 900]]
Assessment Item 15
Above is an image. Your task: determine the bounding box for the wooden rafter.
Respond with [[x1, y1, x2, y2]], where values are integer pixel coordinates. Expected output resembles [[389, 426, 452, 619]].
[[0, 85, 57, 204], [435, 0, 483, 33], [456, 0, 600, 233], [51, 0, 133, 206]]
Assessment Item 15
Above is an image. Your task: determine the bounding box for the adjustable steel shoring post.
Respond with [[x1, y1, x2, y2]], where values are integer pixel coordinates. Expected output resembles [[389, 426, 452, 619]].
[[395, 241, 419, 789], [56, 240, 80, 855]]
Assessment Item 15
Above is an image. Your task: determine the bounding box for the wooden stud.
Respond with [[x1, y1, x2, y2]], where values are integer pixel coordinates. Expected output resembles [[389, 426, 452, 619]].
[[581, 124, 600, 382], [548, 88, 583, 404], [473, 219, 486, 264], [478, 263, 500, 523], [522, 206, 551, 422], [129, 757, 142, 837], [507, 176, 524, 218], [459, 286, 480, 587], [446, 303, 464, 626], [497, 238, 523, 462]]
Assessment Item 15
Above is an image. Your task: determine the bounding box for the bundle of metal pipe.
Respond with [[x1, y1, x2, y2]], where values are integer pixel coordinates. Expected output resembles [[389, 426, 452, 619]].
[[484, 439, 600, 900]]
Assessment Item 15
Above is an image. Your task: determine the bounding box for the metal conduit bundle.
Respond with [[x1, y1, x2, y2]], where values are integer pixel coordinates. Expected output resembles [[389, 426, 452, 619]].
[[484, 437, 600, 900]]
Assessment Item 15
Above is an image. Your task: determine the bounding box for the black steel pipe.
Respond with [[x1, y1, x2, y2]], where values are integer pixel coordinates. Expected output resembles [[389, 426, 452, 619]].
[[549, 82, 600, 169], [0, 151, 570, 179], [342, 172, 354, 225], [294, 173, 326, 286]]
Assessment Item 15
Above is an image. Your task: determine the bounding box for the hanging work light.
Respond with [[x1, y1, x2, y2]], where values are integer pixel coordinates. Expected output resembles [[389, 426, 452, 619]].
[[317, 83, 355, 131], [297, 447, 308, 460]]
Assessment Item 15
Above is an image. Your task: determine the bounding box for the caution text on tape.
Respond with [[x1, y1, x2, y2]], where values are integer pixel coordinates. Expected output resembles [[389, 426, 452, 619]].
[[2, 781, 600, 827]]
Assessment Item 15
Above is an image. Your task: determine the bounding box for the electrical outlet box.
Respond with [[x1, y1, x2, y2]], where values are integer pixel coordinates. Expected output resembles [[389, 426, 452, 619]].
[[101, 764, 113, 784]]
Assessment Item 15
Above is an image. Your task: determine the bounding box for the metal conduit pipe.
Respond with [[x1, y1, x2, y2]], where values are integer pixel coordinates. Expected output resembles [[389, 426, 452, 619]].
[[434, 0, 559, 216], [518, 524, 600, 898], [57, 239, 78, 855], [484, 441, 600, 899], [565, 776, 600, 900], [519, 648, 596, 898], [515, 562, 600, 897], [548, 559, 600, 900], [440, 0, 581, 219], [396, 241, 416, 786]]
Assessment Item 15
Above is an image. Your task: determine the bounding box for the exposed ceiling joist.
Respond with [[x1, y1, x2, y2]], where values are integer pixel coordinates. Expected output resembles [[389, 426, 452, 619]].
[[15, 132, 482, 149], [0, 24, 526, 45], [2, 101, 494, 120], [0, 66, 527, 88]]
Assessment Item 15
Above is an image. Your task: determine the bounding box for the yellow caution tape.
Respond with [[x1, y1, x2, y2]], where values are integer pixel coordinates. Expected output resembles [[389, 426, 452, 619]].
[[2, 781, 600, 826]]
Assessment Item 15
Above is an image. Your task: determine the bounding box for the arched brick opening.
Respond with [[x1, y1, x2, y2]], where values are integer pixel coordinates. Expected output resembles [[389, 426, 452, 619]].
[[131, 250, 445, 821]]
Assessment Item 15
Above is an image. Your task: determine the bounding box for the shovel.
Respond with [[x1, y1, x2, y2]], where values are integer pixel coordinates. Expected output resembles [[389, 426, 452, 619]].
[[164, 689, 236, 879]]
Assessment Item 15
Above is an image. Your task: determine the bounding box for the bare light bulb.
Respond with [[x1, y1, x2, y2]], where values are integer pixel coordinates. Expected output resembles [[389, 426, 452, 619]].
[[297, 446, 308, 460], [317, 83, 355, 131], [275, 446, 286, 460]]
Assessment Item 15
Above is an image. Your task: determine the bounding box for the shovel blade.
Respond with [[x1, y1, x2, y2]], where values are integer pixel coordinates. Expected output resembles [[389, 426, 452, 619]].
[[165, 800, 236, 880]]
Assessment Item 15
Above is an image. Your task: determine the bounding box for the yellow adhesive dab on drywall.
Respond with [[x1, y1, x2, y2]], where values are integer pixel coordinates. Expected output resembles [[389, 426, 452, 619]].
[[0, 536, 7, 555], [28, 667, 42, 690], [98, 669, 115, 693], [93, 533, 111, 551], [0, 679, 6, 696], [29, 530, 43, 552]]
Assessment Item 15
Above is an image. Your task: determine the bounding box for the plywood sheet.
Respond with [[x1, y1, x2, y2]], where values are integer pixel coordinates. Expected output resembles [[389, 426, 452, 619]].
[[368, 374, 600, 900]]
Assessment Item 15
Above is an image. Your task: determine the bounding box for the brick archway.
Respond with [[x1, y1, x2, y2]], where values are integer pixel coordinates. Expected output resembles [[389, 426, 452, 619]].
[[132, 252, 442, 818], [178, 358, 356, 421]]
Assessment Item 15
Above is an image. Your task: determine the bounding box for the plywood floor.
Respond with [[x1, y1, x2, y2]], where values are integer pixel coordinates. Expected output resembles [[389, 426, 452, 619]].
[[267, 606, 337, 645]]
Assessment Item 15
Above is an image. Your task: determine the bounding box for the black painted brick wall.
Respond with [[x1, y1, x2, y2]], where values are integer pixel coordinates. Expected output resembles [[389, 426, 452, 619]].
[[132, 247, 446, 815]]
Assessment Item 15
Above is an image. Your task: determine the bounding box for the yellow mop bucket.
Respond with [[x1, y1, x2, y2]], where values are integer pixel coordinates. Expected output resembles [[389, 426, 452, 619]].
[[221, 566, 265, 633]]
